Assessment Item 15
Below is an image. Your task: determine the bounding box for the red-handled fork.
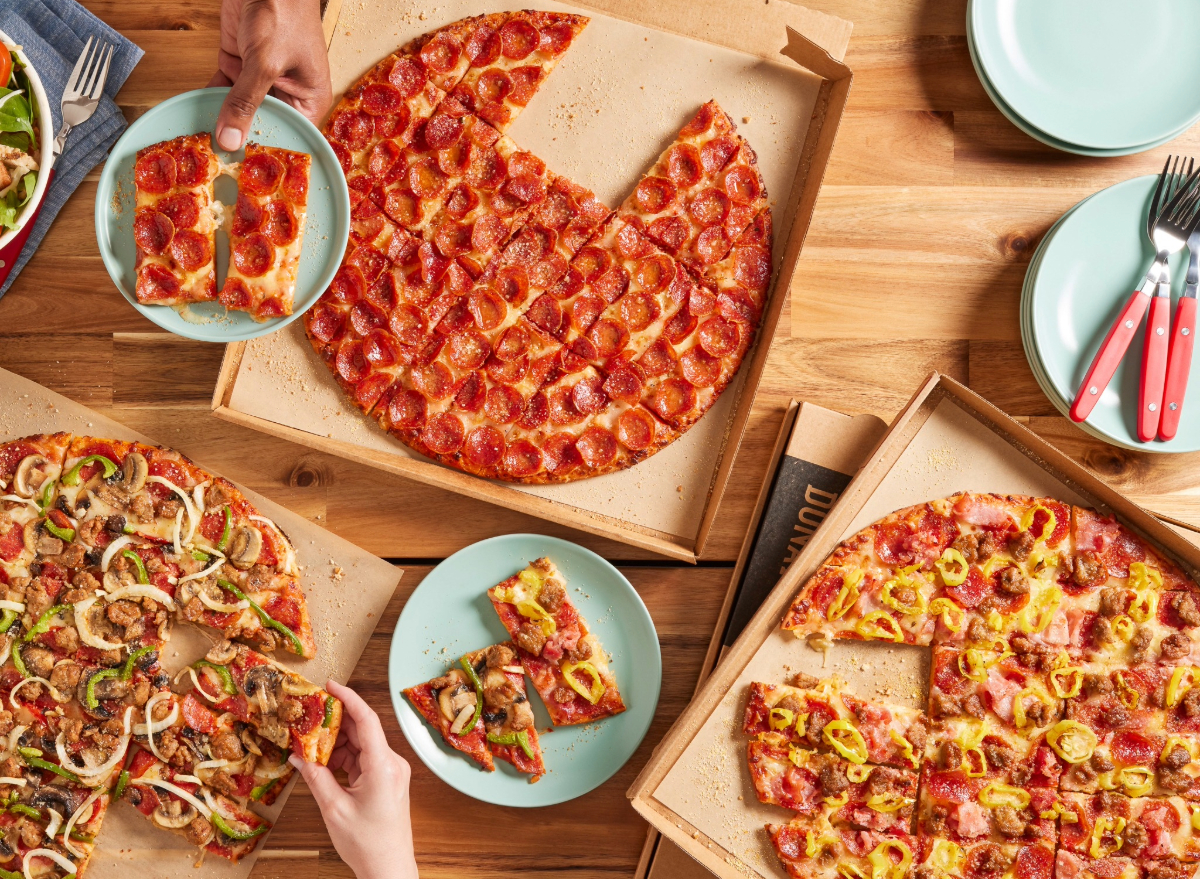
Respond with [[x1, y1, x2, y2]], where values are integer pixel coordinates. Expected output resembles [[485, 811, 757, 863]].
[[1070, 157, 1200, 435], [1159, 223, 1200, 440]]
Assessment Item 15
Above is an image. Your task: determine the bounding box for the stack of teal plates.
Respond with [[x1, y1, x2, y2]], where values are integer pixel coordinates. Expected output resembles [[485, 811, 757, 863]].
[[1021, 177, 1194, 451], [969, 0, 1200, 156]]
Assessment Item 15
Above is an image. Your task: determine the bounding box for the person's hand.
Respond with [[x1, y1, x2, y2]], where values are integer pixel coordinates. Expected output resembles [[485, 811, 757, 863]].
[[208, 0, 333, 152], [289, 681, 419, 879]]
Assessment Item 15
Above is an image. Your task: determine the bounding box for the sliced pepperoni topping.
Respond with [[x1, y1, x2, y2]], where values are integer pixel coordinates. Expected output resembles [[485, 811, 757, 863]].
[[701, 136, 738, 174], [435, 294, 474, 334], [603, 368, 643, 404], [170, 229, 213, 272], [667, 144, 702, 188], [614, 222, 651, 261], [689, 188, 730, 226], [443, 182, 480, 218], [494, 323, 532, 361], [735, 245, 772, 291], [486, 353, 527, 385], [350, 300, 387, 336], [437, 139, 471, 176], [174, 145, 210, 187], [639, 339, 678, 377], [509, 66, 543, 106], [526, 294, 565, 336], [466, 148, 506, 191], [698, 316, 740, 357], [471, 214, 509, 253], [681, 346, 721, 387], [241, 152, 286, 196], [548, 386, 585, 425], [330, 141, 352, 175], [220, 277, 252, 309], [134, 209, 174, 256], [463, 425, 506, 470], [619, 291, 661, 332], [570, 335, 598, 362], [135, 264, 181, 302], [425, 112, 464, 151], [447, 329, 490, 370], [388, 55, 427, 98], [367, 272, 399, 311], [422, 413, 465, 455], [351, 184, 382, 221], [618, 408, 656, 451], [500, 19, 539, 59], [718, 289, 760, 325], [368, 140, 405, 184], [468, 287, 506, 331], [408, 157, 447, 199], [361, 82, 403, 116], [647, 216, 689, 253], [484, 385, 524, 423], [363, 329, 397, 367], [689, 284, 717, 316], [135, 150, 176, 195], [693, 225, 730, 265], [650, 378, 697, 421], [569, 294, 604, 333], [519, 391, 550, 429], [331, 109, 375, 151], [531, 254, 568, 289], [539, 21, 576, 54], [681, 103, 716, 137], [434, 220, 473, 258], [389, 304, 427, 345], [466, 24, 501, 67], [577, 426, 618, 468], [387, 388, 427, 431], [571, 374, 608, 415], [503, 440, 542, 478], [232, 233, 273, 278], [723, 163, 761, 204], [262, 200, 298, 246], [412, 362, 454, 400], [540, 433, 581, 475], [329, 266, 366, 306], [307, 303, 345, 344], [574, 246, 612, 283], [506, 225, 554, 265], [453, 371, 486, 412], [593, 266, 631, 304], [477, 68, 513, 103], [635, 177, 677, 214], [158, 192, 199, 230], [502, 175, 547, 207], [548, 265, 584, 301], [663, 307, 697, 345], [420, 32, 462, 75], [336, 340, 370, 383], [587, 318, 629, 359], [384, 189, 421, 227]]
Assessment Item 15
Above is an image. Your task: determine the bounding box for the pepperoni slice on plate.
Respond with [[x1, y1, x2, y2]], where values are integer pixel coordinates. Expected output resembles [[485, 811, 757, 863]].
[[701, 136, 738, 174], [603, 368, 643, 404], [693, 225, 730, 265], [336, 340, 370, 383], [220, 278, 251, 309], [174, 145, 209, 187], [262, 201, 298, 246], [647, 216, 688, 253], [387, 389, 427, 431], [447, 329, 490, 370], [667, 144, 702, 188], [170, 229, 213, 272], [136, 265, 181, 302], [134, 210, 174, 256], [307, 304, 345, 344], [361, 82, 403, 116], [588, 319, 629, 359], [635, 177, 676, 214], [576, 426, 617, 468], [484, 385, 524, 423], [241, 152, 286, 196], [681, 346, 721, 388], [420, 33, 461, 76], [503, 440, 542, 478], [689, 188, 730, 226], [542, 433, 582, 476], [699, 316, 740, 357], [233, 233, 274, 278], [650, 378, 697, 421], [463, 426, 505, 470], [422, 413, 465, 455], [158, 192, 199, 230], [135, 150, 176, 195], [571, 374, 608, 415], [618, 409, 657, 451], [509, 66, 543, 106], [412, 362, 454, 401], [331, 109, 374, 151]]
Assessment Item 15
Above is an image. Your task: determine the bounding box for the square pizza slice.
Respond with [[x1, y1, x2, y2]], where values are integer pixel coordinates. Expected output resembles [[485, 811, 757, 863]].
[[912, 835, 1056, 879], [0, 433, 71, 580], [133, 133, 220, 306], [487, 557, 624, 725], [403, 658, 494, 772], [221, 143, 312, 321], [1058, 791, 1200, 869], [462, 643, 545, 781], [767, 813, 918, 879]]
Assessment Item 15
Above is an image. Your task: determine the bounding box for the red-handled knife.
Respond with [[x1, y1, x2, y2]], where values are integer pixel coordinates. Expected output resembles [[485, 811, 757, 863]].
[[1159, 224, 1200, 440]]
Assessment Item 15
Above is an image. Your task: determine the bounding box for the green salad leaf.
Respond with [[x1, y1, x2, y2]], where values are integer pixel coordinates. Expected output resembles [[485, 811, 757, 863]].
[[0, 50, 40, 234], [0, 87, 33, 141], [0, 171, 36, 230]]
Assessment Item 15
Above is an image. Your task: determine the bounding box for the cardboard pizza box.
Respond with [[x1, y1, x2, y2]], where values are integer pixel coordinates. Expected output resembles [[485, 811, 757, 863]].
[[210, 0, 855, 563], [627, 372, 1200, 879]]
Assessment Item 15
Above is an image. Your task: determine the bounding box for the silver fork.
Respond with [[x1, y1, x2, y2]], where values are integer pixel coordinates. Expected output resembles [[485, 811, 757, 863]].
[[1070, 157, 1200, 435], [53, 36, 114, 163], [1160, 202, 1200, 440]]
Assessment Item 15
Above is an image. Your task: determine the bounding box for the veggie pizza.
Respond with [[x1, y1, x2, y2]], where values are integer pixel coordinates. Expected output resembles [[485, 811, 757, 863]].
[[745, 492, 1200, 879], [0, 434, 341, 876]]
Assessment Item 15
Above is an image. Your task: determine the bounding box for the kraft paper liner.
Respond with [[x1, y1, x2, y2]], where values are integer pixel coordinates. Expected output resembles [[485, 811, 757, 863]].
[[650, 397, 1092, 878], [0, 365, 403, 879], [223, 0, 826, 542]]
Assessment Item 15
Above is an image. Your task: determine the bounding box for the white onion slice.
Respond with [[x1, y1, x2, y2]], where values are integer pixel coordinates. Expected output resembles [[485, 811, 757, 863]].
[[249, 515, 296, 574], [10, 677, 67, 711], [258, 759, 293, 780], [103, 584, 175, 610], [136, 778, 212, 820], [4, 726, 26, 759], [0, 495, 39, 510], [173, 774, 204, 786], [62, 787, 104, 859], [175, 666, 222, 703], [123, 706, 133, 736], [193, 759, 236, 773], [176, 556, 224, 585], [135, 692, 179, 740], [148, 476, 198, 545], [72, 596, 123, 651], [0, 777, 26, 787], [44, 808, 62, 842], [56, 731, 130, 783], [192, 482, 208, 516], [198, 592, 248, 614], [0, 600, 26, 613], [100, 535, 132, 572], [171, 508, 184, 557], [23, 848, 78, 878]]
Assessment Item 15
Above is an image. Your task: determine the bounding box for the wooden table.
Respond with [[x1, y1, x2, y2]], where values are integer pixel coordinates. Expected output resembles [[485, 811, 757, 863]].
[[5, 0, 1200, 876]]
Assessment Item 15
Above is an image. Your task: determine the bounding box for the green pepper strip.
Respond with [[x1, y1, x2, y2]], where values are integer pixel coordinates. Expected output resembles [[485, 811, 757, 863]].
[[7, 803, 38, 820], [322, 695, 336, 728], [0, 610, 16, 635], [112, 769, 129, 802], [11, 644, 27, 679], [121, 645, 156, 680], [43, 518, 75, 542], [121, 550, 149, 585], [23, 604, 69, 643], [69, 829, 94, 843], [37, 480, 53, 513], [212, 811, 269, 841], [250, 777, 278, 801], [486, 731, 535, 760], [192, 660, 237, 696], [457, 656, 485, 735], [217, 580, 304, 655], [0, 866, 18, 879], [191, 549, 210, 563], [85, 669, 120, 710], [62, 455, 118, 487], [18, 748, 79, 784], [217, 505, 232, 552]]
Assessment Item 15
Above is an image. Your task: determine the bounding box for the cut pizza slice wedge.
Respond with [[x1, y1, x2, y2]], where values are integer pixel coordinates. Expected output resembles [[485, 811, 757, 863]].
[[462, 643, 545, 781], [403, 661, 494, 772], [912, 834, 1056, 879], [768, 813, 918, 879], [0, 433, 70, 580], [133, 133, 221, 306], [120, 746, 270, 863], [220, 143, 312, 321], [487, 558, 625, 725], [1058, 791, 1199, 868]]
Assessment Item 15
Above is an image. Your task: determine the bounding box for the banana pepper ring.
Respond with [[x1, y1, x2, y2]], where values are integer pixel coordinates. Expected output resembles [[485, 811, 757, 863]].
[[867, 792, 913, 813], [1128, 561, 1163, 592], [1047, 720, 1097, 764], [769, 707, 795, 732], [1050, 665, 1083, 699], [880, 577, 926, 617], [936, 548, 969, 586], [1020, 585, 1062, 634], [856, 611, 904, 643], [1020, 504, 1057, 543], [978, 782, 1031, 809], [823, 720, 869, 764], [1167, 667, 1196, 708], [1128, 589, 1158, 623], [827, 569, 864, 622], [1089, 816, 1126, 859], [562, 660, 605, 704], [928, 597, 964, 633], [867, 839, 912, 879]]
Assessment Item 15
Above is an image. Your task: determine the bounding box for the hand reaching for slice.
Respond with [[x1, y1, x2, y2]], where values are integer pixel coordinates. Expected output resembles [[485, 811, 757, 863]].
[[289, 680, 420, 879]]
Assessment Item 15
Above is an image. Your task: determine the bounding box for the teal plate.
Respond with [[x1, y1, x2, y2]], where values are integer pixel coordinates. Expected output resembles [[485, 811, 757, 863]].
[[389, 534, 661, 806], [965, 11, 1190, 157], [971, 0, 1200, 151], [1026, 177, 1196, 452], [95, 88, 350, 342]]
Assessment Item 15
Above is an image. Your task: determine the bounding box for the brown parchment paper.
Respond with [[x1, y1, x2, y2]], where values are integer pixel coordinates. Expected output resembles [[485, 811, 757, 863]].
[[0, 366, 403, 879], [652, 397, 1090, 878], [223, 0, 829, 541]]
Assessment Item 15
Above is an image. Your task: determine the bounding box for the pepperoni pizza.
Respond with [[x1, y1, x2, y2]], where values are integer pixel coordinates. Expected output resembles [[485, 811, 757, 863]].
[[306, 11, 773, 483]]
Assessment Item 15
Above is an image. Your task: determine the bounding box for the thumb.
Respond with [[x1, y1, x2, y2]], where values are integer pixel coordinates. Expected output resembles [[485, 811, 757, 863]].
[[289, 754, 348, 809], [215, 55, 274, 151]]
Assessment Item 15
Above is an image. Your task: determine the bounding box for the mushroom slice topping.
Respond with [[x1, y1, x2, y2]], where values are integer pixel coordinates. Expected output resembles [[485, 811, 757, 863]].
[[12, 455, 49, 499], [205, 640, 239, 666], [226, 526, 262, 570], [152, 798, 199, 830], [114, 452, 148, 495]]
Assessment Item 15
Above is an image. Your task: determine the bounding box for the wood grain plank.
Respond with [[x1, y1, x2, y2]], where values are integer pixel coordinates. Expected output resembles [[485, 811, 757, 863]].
[[249, 852, 321, 879], [775, 0, 966, 36], [113, 31, 222, 114], [112, 333, 225, 408], [0, 335, 113, 407], [968, 340, 1059, 417], [823, 111, 955, 186], [0, 257, 160, 334], [843, 36, 990, 113], [85, 1, 221, 31]]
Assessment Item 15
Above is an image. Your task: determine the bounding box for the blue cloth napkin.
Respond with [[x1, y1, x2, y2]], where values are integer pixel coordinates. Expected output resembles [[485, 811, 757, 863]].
[[0, 0, 143, 298]]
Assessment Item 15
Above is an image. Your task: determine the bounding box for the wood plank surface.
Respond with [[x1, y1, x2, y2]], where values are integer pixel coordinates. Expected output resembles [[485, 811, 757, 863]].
[[4, 0, 1200, 876]]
